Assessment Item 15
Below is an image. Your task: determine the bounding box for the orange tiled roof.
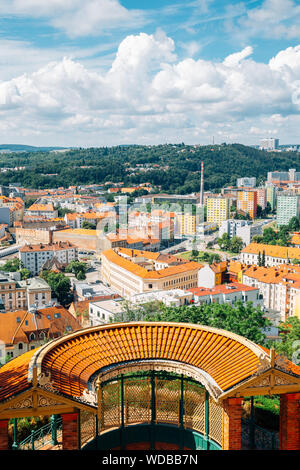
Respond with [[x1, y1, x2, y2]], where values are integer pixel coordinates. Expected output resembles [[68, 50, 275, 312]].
[[0, 306, 81, 346], [243, 264, 300, 284], [102, 248, 201, 279], [27, 203, 55, 212], [19, 241, 74, 253], [1, 322, 300, 403], [242, 243, 300, 260]]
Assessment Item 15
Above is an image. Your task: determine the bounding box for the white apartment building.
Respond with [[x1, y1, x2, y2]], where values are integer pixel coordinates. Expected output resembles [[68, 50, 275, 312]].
[[19, 241, 77, 275], [189, 283, 262, 308], [89, 298, 124, 326], [131, 289, 193, 307]]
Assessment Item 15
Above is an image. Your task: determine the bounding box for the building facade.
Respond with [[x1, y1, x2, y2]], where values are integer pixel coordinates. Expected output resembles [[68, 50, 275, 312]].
[[276, 194, 300, 226], [19, 241, 77, 275], [206, 197, 229, 226]]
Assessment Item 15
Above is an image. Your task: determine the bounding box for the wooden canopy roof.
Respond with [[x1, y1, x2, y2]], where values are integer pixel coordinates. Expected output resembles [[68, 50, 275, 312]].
[[0, 322, 300, 408]]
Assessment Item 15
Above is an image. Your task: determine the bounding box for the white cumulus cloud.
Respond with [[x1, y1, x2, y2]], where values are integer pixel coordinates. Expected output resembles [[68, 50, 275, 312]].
[[0, 33, 300, 146]]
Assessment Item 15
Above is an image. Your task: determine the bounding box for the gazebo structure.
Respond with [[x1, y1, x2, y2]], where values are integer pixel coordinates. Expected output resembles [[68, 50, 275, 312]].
[[0, 322, 299, 451]]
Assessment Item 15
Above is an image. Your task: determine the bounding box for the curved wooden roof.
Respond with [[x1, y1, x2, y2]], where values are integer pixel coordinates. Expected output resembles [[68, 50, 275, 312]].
[[1, 322, 299, 404]]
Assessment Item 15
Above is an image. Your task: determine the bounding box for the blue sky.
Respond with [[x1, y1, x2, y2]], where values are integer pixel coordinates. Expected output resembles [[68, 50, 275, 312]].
[[0, 0, 300, 147]]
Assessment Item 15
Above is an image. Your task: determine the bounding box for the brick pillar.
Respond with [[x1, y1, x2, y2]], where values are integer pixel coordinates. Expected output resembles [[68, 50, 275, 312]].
[[222, 397, 243, 450], [280, 393, 300, 450], [62, 412, 79, 450], [0, 420, 9, 450]]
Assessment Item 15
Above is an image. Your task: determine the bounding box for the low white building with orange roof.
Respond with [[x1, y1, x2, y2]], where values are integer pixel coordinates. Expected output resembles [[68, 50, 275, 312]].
[[101, 248, 202, 299], [240, 242, 300, 267], [26, 202, 58, 219], [189, 282, 262, 308]]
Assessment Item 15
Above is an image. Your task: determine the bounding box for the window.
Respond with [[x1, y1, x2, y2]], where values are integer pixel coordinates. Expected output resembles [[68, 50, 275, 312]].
[[29, 333, 35, 341], [18, 343, 23, 350]]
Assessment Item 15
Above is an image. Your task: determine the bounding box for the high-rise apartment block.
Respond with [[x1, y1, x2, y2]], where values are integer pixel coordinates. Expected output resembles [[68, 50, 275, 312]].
[[206, 197, 229, 226], [276, 194, 300, 226], [259, 138, 279, 150], [265, 183, 277, 210], [236, 190, 257, 219]]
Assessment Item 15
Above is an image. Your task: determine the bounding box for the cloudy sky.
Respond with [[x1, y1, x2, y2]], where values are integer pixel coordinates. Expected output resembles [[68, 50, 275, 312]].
[[0, 0, 300, 147]]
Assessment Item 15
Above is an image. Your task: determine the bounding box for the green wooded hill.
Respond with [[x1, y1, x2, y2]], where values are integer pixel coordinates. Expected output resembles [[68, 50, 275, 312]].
[[0, 143, 298, 193]]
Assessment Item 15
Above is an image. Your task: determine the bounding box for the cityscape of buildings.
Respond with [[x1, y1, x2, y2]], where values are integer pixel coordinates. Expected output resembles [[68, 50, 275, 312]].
[[0, 148, 299, 453]]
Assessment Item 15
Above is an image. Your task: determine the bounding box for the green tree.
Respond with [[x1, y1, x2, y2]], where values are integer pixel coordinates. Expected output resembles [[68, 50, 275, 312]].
[[145, 301, 270, 344], [230, 236, 244, 254], [1, 258, 21, 272], [217, 233, 231, 251], [40, 271, 71, 306], [262, 250, 266, 267], [20, 268, 31, 280], [66, 260, 87, 280], [82, 221, 96, 230], [273, 317, 300, 362]]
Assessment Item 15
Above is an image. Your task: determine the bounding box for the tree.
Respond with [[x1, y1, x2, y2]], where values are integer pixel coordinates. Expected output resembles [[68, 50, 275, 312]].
[[273, 317, 300, 363], [230, 236, 244, 254], [217, 233, 231, 251], [40, 271, 71, 306], [262, 250, 266, 267], [258, 251, 262, 267], [143, 301, 271, 344], [288, 216, 300, 232], [66, 260, 87, 280], [1, 258, 21, 272], [20, 268, 31, 280], [82, 221, 96, 230]]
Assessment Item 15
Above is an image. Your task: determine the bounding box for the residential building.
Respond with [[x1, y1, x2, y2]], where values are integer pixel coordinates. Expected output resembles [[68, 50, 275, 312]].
[[89, 298, 124, 326], [0, 305, 81, 361], [197, 262, 228, 289], [236, 189, 257, 219], [236, 177, 256, 188], [131, 289, 193, 307], [267, 169, 300, 185], [265, 183, 277, 210], [255, 188, 267, 210], [242, 264, 300, 321], [176, 211, 199, 237], [240, 243, 300, 267], [260, 138, 279, 150], [189, 283, 262, 308], [276, 193, 300, 226], [101, 248, 202, 299], [26, 203, 58, 219], [0, 271, 52, 312], [206, 197, 229, 226], [19, 241, 77, 275], [219, 219, 247, 238], [236, 221, 266, 246]]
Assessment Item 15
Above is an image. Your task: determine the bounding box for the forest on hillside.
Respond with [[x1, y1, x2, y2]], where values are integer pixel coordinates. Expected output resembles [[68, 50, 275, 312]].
[[0, 143, 299, 193]]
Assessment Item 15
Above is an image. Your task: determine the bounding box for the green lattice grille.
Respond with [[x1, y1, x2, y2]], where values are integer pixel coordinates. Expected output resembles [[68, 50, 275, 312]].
[[208, 396, 223, 445], [80, 410, 96, 447], [124, 378, 151, 425], [184, 382, 206, 434], [155, 378, 181, 425], [99, 381, 121, 431]]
